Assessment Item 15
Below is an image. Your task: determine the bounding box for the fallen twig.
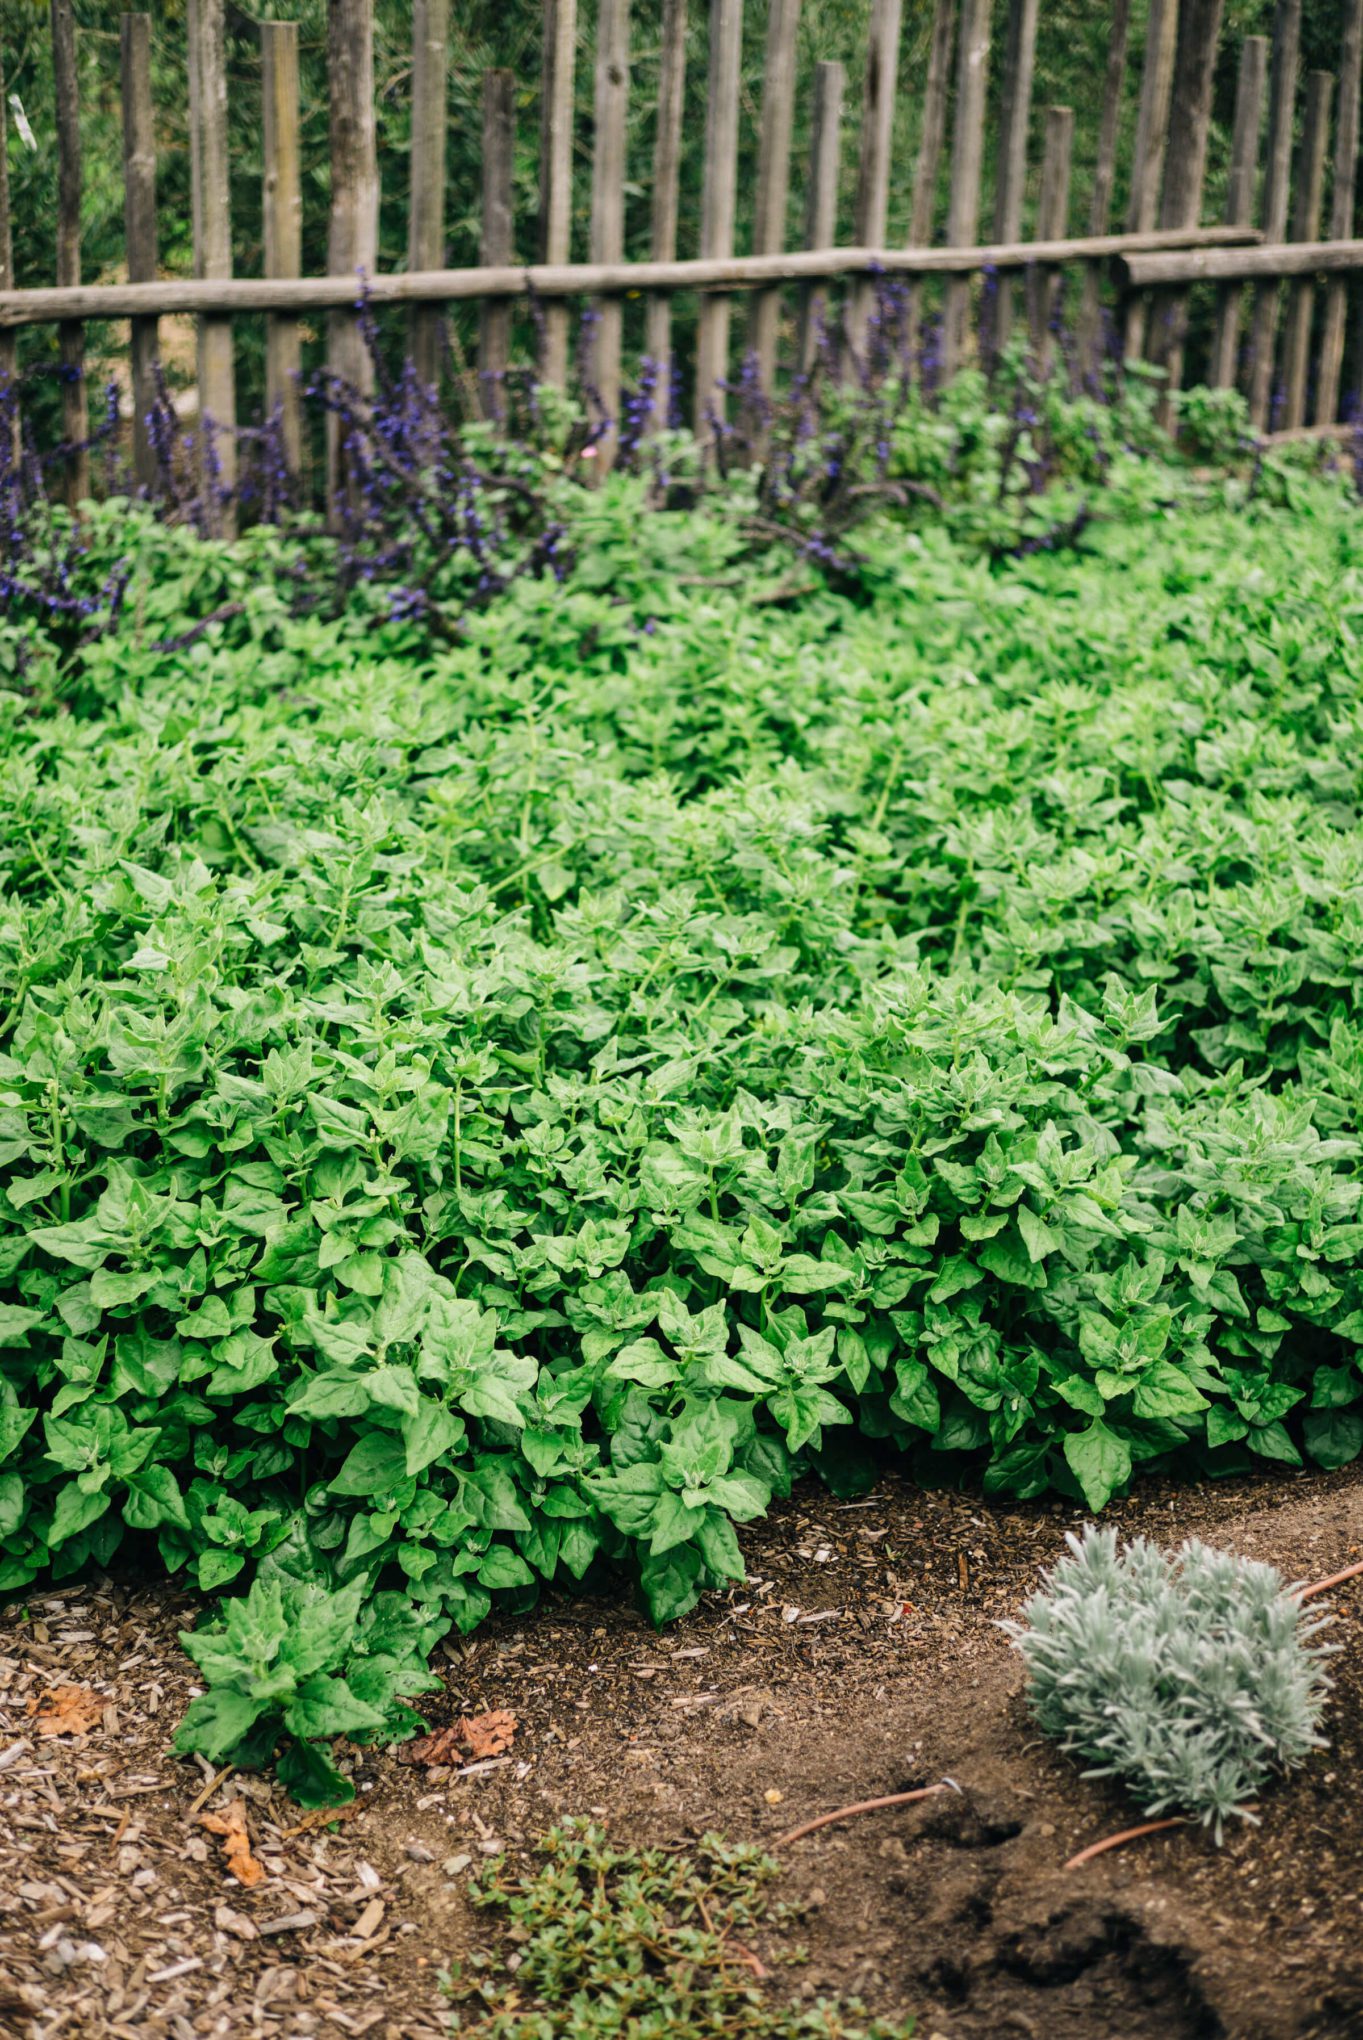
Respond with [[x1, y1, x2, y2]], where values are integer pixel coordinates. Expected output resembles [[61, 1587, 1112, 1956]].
[[1064, 1816, 1186, 1870], [773, 1782, 950, 1847], [185, 1761, 235, 1821], [1297, 1557, 1363, 1602]]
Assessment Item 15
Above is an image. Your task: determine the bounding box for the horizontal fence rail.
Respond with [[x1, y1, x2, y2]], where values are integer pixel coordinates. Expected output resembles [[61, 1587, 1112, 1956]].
[[1121, 236, 1363, 287], [0, 227, 1265, 330]]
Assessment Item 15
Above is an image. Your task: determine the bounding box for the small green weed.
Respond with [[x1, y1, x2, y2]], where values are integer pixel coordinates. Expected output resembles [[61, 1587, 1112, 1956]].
[[445, 1819, 913, 2038]]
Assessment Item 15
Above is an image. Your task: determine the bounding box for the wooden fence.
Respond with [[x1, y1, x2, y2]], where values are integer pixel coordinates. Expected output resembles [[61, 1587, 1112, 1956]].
[[3, 0, 1363, 528]]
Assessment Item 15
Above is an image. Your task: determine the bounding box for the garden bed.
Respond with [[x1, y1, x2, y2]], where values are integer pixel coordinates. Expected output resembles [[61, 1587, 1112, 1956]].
[[3, 1460, 1360, 2039]]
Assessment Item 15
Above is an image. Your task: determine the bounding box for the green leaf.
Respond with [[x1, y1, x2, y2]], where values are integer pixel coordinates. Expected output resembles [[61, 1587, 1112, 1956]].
[[1062, 1419, 1133, 1511]]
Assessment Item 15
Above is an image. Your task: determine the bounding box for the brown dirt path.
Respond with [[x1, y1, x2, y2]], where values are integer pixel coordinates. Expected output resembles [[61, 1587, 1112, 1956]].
[[3, 1461, 1361, 2039]]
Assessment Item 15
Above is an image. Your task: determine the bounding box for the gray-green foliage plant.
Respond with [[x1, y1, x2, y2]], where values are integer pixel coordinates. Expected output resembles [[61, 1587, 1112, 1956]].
[[1003, 1526, 1334, 1836], [3, 456, 1363, 1794]]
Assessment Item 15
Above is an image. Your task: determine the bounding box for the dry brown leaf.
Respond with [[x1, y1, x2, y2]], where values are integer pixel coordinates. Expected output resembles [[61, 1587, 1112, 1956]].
[[461, 1707, 517, 1758], [400, 1724, 465, 1768], [27, 1685, 104, 1739], [200, 1797, 267, 1888]]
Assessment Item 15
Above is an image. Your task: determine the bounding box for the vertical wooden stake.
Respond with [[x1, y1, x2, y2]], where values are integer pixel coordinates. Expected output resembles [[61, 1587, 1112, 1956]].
[[51, 0, 88, 505], [848, 0, 904, 359], [797, 59, 844, 376], [479, 70, 516, 424], [991, 0, 1040, 355], [120, 14, 159, 489], [1028, 104, 1073, 367], [646, 0, 687, 426], [1315, 0, 1363, 423], [942, 0, 991, 377], [0, 46, 16, 460], [408, 0, 449, 389], [1146, 0, 1226, 423], [189, 0, 236, 532], [589, 0, 630, 462], [1209, 34, 1267, 390], [1121, 0, 1177, 357], [1248, 0, 1303, 429], [326, 0, 379, 519], [1280, 69, 1334, 431], [1076, 0, 1132, 374], [539, 0, 577, 386], [695, 0, 742, 439], [262, 21, 303, 478], [747, 0, 801, 399], [120, 13, 159, 491], [905, 0, 956, 373]]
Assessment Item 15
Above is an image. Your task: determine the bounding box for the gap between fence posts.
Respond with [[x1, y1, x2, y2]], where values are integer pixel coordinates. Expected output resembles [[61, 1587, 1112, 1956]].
[[991, 0, 1040, 355], [261, 21, 303, 480], [905, 0, 956, 374], [646, 0, 687, 430], [1077, 0, 1132, 375], [479, 71, 516, 425], [120, 13, 158, 491], [325, 0, 378, 521], [849, 0, 905, 362], [589, 0, 630, 463], [189, 0, 236, 533], [1122, 0, 1178, 358], [539, 0, 577, 388], [1249, 0, 1303, 430], [1316, 0, 1363, 424], [408, 0, 450, 391], [51, 0, 88, 507], [747, 0, 801, 409], [1209, 34, 1268, 390], [1028, 104, 1072, 366], [796, 61, 844, 376], [1280, 69, 1335, 431], [695, 0, 743, 439], [942, 0, 992, 377], [0, 48, 15, 459]]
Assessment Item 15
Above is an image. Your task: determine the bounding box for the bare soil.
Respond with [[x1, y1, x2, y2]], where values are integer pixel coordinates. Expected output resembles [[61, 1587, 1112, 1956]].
[[3, 1462, 1362, 2040]]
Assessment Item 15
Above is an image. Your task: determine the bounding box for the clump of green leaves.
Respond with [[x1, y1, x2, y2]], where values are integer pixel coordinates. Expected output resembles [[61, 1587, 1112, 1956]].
[[446, 1819, 913, 2038], [1003, 1527, 1334, 1837], [174, 1572, 441, 1805]]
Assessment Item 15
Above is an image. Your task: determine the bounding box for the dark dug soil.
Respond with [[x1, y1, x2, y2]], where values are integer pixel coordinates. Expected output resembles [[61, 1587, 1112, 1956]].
[[3, 1463, 1362, 2040]]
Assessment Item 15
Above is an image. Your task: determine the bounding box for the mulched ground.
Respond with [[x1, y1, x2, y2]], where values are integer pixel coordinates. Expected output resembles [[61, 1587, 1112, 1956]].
[[3, 1460, 1362, 2040]]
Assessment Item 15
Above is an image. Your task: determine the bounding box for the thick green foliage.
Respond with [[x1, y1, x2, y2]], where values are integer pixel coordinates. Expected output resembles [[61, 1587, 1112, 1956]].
[[2, 470, 1363, 1731], [448, 1818, 912, 2037]]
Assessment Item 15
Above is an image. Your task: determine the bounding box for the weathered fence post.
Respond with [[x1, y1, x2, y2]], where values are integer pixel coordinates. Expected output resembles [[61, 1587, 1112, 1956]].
[[1122, 0, 1178, 358], [589, 0, 630, 461], [1315, 0, 1363, 424], [409, 0, 450, 389], [1028, 104, 1073, 366], [1248, 0, 1303, 429], [326, 0, 379, 519], [849, 0, 904, 360], [747, 0, 801, 399], [1280, 70, 1334, 431], [905, 0, 956, 371], [942, 0, 991, 377], [797, 60, 844, 375], [51, 0, 88, 506], [695, 0, 743, 437], [1209, 34, 1268, 389], [262, 21, 303, 479], [646, 0, 687, 427], [991, 0, 1040, 354], [120, 16, 159, 491], [189, 0, 236, 532], [479, 71, 516, 424], [1076, 0, 1132, 373], [1147, 0, 1226, 425], [0, 49, 15, 458], [539, 0, 577, 387]]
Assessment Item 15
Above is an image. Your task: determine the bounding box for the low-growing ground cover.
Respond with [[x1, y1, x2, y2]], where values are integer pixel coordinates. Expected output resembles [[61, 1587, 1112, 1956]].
[[2, 464, 1363, 1794]]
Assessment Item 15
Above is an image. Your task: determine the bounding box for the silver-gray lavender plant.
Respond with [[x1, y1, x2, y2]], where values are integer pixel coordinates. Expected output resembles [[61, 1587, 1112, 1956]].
[[1003, 1527, 1335, 1838]]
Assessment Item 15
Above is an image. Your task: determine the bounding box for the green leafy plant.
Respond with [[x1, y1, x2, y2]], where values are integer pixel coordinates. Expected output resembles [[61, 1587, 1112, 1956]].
[[174, 1572, 442, 1805], [446, 1818, 913, 2038], [1003, 1527, 1334, 1837]]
